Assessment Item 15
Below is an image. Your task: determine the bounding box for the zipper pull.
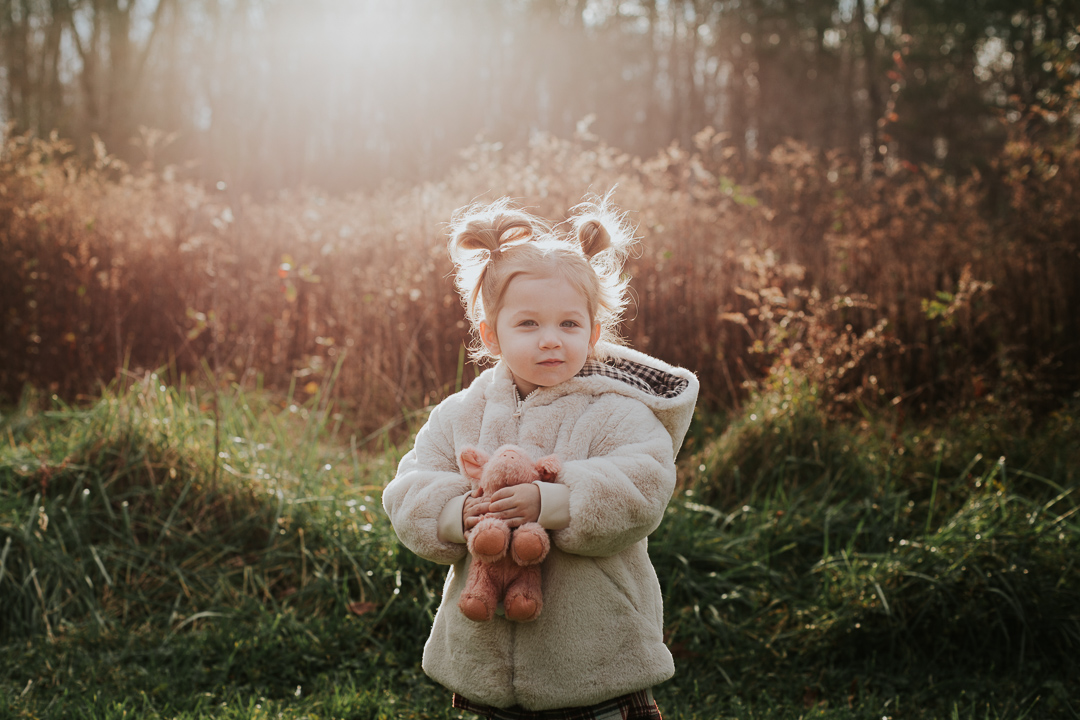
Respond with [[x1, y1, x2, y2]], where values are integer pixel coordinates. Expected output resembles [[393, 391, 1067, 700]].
[[512, 387, 535, 418]]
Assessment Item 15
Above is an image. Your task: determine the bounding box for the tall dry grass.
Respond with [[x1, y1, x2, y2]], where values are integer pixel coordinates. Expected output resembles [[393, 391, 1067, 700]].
[[2, 93, 1078, 435]]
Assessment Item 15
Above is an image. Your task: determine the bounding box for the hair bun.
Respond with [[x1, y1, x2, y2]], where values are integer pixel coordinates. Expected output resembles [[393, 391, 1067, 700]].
[[456, 223, 504, 253], [576, 218, 612, 258], [451, 214, 536, 258]]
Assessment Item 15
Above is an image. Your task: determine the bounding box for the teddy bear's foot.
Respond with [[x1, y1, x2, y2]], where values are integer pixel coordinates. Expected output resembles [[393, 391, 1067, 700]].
[[469, 518, 510, 562], [510, 523, 550, 566], [458, 594, 495, 622], [504, 590, 542, 623]]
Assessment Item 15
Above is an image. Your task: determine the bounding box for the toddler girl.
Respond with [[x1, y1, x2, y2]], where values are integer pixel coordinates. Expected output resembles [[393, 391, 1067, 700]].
[[382, 195, 699, 719]]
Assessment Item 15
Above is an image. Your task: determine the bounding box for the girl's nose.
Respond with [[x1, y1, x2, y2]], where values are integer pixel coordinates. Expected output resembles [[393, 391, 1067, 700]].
[[538, 328, 561, 349]]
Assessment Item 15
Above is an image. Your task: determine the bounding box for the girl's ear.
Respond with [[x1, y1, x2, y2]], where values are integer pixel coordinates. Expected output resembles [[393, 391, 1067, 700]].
[[479, 320, 501, 356], [590, 323, 601, 349]]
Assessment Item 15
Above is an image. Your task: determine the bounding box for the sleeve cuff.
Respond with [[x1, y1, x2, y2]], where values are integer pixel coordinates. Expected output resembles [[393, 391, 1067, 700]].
[[437, 493, 468, 544], [536, 481, 570, 530]]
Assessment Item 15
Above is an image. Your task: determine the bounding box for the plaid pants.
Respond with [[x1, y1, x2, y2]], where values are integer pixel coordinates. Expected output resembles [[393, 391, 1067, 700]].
[[452, 688, 662, 720]]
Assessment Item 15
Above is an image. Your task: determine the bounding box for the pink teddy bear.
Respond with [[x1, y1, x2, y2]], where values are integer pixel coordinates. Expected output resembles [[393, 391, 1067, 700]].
[[457, 444, 560, 622]]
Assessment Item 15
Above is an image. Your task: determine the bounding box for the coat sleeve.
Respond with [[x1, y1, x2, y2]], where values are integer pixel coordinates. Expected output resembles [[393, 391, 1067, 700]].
[[381, 401, 471, 565], [552, 398, 676, 558]]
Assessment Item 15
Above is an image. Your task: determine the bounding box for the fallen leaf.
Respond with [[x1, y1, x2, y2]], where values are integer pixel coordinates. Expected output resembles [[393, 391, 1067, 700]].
[[348, 601, 377, 616]]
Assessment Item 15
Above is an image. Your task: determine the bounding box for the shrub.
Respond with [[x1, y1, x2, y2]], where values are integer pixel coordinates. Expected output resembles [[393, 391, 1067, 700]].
[[3, 96, 1078, 435]]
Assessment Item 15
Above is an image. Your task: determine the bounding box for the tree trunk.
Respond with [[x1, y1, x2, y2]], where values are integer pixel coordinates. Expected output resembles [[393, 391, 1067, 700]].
[[1, 0, 33, 132], [858, 0, 884, 170]]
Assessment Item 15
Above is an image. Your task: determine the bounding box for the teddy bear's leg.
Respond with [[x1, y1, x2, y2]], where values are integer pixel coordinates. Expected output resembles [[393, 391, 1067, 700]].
[[468, 517, 511, 562], [510, 522, 550, 566], [458, 559, 499, 622], [504, 565, 543, 622]]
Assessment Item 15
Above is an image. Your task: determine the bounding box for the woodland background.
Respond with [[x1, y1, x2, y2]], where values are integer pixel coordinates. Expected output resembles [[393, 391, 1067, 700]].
[[3, 0, 1079, 190], [1, 0, 1078, 427]]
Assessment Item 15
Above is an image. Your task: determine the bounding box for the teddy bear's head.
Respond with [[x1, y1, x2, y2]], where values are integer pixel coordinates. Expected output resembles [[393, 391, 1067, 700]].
[[459, 445, 560, 496]]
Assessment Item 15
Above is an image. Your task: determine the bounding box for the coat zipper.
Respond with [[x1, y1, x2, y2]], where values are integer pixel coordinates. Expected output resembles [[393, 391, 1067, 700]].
[[512, 387, 539, 418]]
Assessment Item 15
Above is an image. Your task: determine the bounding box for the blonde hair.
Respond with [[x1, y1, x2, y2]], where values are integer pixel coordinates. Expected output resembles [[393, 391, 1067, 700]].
[[448, 194, 636, 363]]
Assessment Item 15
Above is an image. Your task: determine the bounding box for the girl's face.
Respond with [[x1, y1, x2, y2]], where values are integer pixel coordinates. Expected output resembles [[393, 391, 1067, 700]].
[[480, 273, 600, 397]]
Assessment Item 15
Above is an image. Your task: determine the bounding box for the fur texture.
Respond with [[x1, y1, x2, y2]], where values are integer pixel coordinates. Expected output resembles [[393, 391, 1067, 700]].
[[382, 343, 698, 711], [457, 445, 560, 622]]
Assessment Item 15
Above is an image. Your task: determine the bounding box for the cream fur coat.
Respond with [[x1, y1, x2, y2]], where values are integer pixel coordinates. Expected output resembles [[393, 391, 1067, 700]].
[[382, 344, 699, 711]]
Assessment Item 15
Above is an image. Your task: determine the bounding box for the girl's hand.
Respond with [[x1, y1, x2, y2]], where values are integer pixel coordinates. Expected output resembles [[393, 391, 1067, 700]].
[[485, 484, 541, 528], [462, 493, 490, 533]]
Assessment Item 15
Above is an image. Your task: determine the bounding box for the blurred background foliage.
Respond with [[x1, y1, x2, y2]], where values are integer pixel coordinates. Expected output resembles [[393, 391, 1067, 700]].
[[1, 0, 1078, 436], [1, 103, 1078, 438]]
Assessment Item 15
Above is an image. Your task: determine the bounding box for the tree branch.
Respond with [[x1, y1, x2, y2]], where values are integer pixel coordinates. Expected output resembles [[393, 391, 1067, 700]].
[[131, 0, 173, 93]]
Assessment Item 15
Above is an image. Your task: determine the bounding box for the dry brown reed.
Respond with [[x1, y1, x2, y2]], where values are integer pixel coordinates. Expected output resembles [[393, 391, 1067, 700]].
[[2, 103, 1078, 436]]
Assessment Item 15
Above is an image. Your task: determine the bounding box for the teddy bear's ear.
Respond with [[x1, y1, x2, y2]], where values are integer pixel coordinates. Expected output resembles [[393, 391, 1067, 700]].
[[535, 455, 561, 482], [459, 447, 488, 481]]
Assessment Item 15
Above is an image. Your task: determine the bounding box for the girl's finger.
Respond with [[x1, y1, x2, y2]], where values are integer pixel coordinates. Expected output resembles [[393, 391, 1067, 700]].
[[490, 486, 527, 501], [488, 500, 522, 515]]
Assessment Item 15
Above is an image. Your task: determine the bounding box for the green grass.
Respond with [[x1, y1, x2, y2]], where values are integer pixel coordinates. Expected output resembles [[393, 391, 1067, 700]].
[[1, 374, 1078, 719]]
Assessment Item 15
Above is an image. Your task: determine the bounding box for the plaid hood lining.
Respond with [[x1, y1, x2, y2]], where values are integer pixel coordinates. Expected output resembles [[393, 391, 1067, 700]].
[[577, 358, 689, 399]]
